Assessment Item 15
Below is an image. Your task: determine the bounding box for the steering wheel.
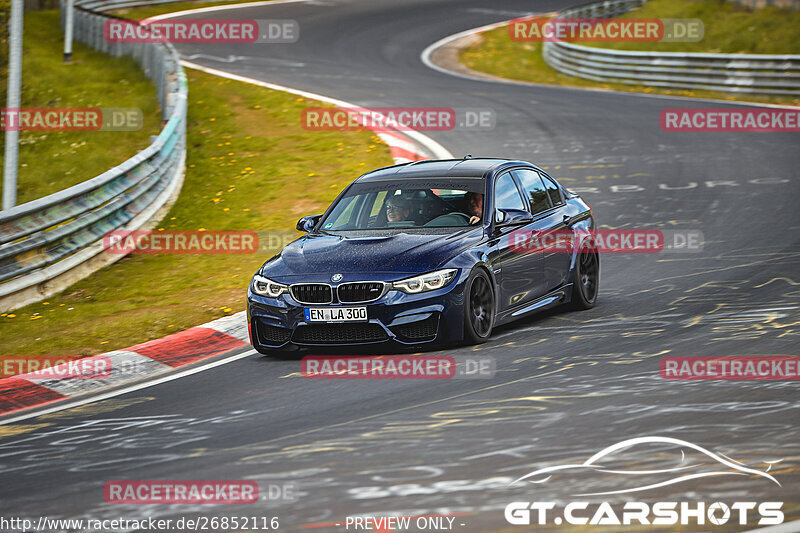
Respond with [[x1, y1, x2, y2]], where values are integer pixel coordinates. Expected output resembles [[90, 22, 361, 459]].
[[424, 212, 472, 227]]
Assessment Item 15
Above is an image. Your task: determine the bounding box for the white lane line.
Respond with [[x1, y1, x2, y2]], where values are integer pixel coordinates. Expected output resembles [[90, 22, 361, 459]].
[[180, 61, 454, 160], [421, 20, 512, 80], [421, 20, 800, 110], [142, 0, 308, 22], [0, 349, 258, 426]]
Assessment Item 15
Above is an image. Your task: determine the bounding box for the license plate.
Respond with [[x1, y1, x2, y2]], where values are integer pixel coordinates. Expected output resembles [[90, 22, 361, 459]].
[[304, 307, 368, 322]]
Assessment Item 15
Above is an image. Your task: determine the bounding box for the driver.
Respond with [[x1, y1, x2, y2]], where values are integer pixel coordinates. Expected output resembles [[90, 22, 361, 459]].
[[386, 197, 411, 223], [465, 192, 483, 225]]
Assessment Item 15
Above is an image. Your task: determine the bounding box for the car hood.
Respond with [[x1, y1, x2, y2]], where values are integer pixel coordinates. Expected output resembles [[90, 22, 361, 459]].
[[260, 229, 481, 280]]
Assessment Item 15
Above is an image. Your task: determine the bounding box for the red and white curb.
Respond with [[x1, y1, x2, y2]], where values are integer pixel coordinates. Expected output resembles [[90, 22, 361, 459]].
[[0, 312, 249, 418]]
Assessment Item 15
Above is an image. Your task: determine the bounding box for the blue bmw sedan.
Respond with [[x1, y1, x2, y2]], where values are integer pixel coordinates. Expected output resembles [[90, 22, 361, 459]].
[[247, 158, 598, 353]]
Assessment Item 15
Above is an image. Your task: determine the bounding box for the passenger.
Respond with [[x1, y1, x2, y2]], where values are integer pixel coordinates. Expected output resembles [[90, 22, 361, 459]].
[[465, 192, 483, 225], [386, 197, 411, 223]]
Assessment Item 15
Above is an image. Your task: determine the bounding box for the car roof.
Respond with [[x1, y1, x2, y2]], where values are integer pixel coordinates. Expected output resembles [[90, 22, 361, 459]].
[[355, 158, 533, 182]]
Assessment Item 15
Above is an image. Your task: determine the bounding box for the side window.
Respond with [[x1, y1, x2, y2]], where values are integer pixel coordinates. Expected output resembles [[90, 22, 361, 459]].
[[541, 174, 564, 207], [512, 169, 551, 215], [494, 172, 525, 222]]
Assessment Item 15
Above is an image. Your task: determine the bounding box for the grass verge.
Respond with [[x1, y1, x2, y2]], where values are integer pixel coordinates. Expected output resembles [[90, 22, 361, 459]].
[[0, 67, 393, 357], [460, 0, 800, 107], [0, 10, 161, 204], [585, 0, 800, 54]]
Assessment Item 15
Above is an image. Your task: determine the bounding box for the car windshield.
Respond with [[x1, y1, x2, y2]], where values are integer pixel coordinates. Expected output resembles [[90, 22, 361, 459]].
[[318, 177, 486, 231]]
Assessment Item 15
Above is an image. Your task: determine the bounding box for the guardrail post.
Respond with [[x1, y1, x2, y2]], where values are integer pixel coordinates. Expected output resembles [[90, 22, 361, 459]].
[[2, 0, 24, 211], [64, 0, 74, 62]]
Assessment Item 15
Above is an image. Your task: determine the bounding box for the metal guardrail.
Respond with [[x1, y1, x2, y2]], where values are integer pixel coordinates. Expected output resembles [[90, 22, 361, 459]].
[[0, 2, 187, 311], [542, 0, 800, 95], [78, 0, 244, 12]]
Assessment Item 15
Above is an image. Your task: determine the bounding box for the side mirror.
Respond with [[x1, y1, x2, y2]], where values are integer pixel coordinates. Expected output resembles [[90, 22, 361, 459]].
[[296, 214, 322, 232], [495, 208, 533, 227]]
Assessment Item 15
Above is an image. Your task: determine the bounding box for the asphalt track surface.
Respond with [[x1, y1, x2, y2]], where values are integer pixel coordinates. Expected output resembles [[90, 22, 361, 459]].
[[3, 1, 800, 531]]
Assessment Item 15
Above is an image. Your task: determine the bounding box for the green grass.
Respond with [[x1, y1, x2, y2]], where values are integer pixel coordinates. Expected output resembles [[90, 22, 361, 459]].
[[0, 11, 161, 204], [0, 67, 393, 358], [109, 0, 274, 20], [460, 0, 800, 106], [585, 0, 800, 53]]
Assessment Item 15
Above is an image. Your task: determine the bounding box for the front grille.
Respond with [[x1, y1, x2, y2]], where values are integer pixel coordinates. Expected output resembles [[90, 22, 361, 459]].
[[391, 315, 439, 341], [337, 282, 385, 303], [257, 322, 291, 345], [293, 323, 388, 344], [290, 284, 332, 304]]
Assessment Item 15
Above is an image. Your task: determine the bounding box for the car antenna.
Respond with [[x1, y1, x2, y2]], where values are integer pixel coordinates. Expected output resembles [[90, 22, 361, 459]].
[[463, 154, 473, 160]]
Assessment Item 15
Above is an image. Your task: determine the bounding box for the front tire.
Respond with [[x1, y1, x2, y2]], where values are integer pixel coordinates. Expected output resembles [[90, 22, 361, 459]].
[[570, 240, 599, 310], [463, 268, 495, 344]]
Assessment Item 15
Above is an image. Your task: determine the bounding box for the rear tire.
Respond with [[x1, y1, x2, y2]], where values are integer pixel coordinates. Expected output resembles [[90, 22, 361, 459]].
[[463, 269, 495, 344], [570, 240, 599, 310]]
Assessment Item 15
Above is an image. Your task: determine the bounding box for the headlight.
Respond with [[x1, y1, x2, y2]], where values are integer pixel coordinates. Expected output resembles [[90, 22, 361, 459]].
[[252, 275, 288, 298], [393, 268, 458, 294]]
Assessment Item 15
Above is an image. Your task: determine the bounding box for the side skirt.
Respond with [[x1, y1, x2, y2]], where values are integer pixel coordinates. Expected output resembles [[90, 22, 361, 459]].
[[495, 284, 572, 326]]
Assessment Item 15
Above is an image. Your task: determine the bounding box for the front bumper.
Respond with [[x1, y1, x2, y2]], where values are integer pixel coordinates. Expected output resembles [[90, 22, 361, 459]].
[[246, 271, 468, 351]]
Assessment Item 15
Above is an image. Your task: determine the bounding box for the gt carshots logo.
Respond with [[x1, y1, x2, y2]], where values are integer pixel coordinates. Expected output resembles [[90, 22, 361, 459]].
[[504, 501, 783, 526], [505, 436, 785, 527]]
